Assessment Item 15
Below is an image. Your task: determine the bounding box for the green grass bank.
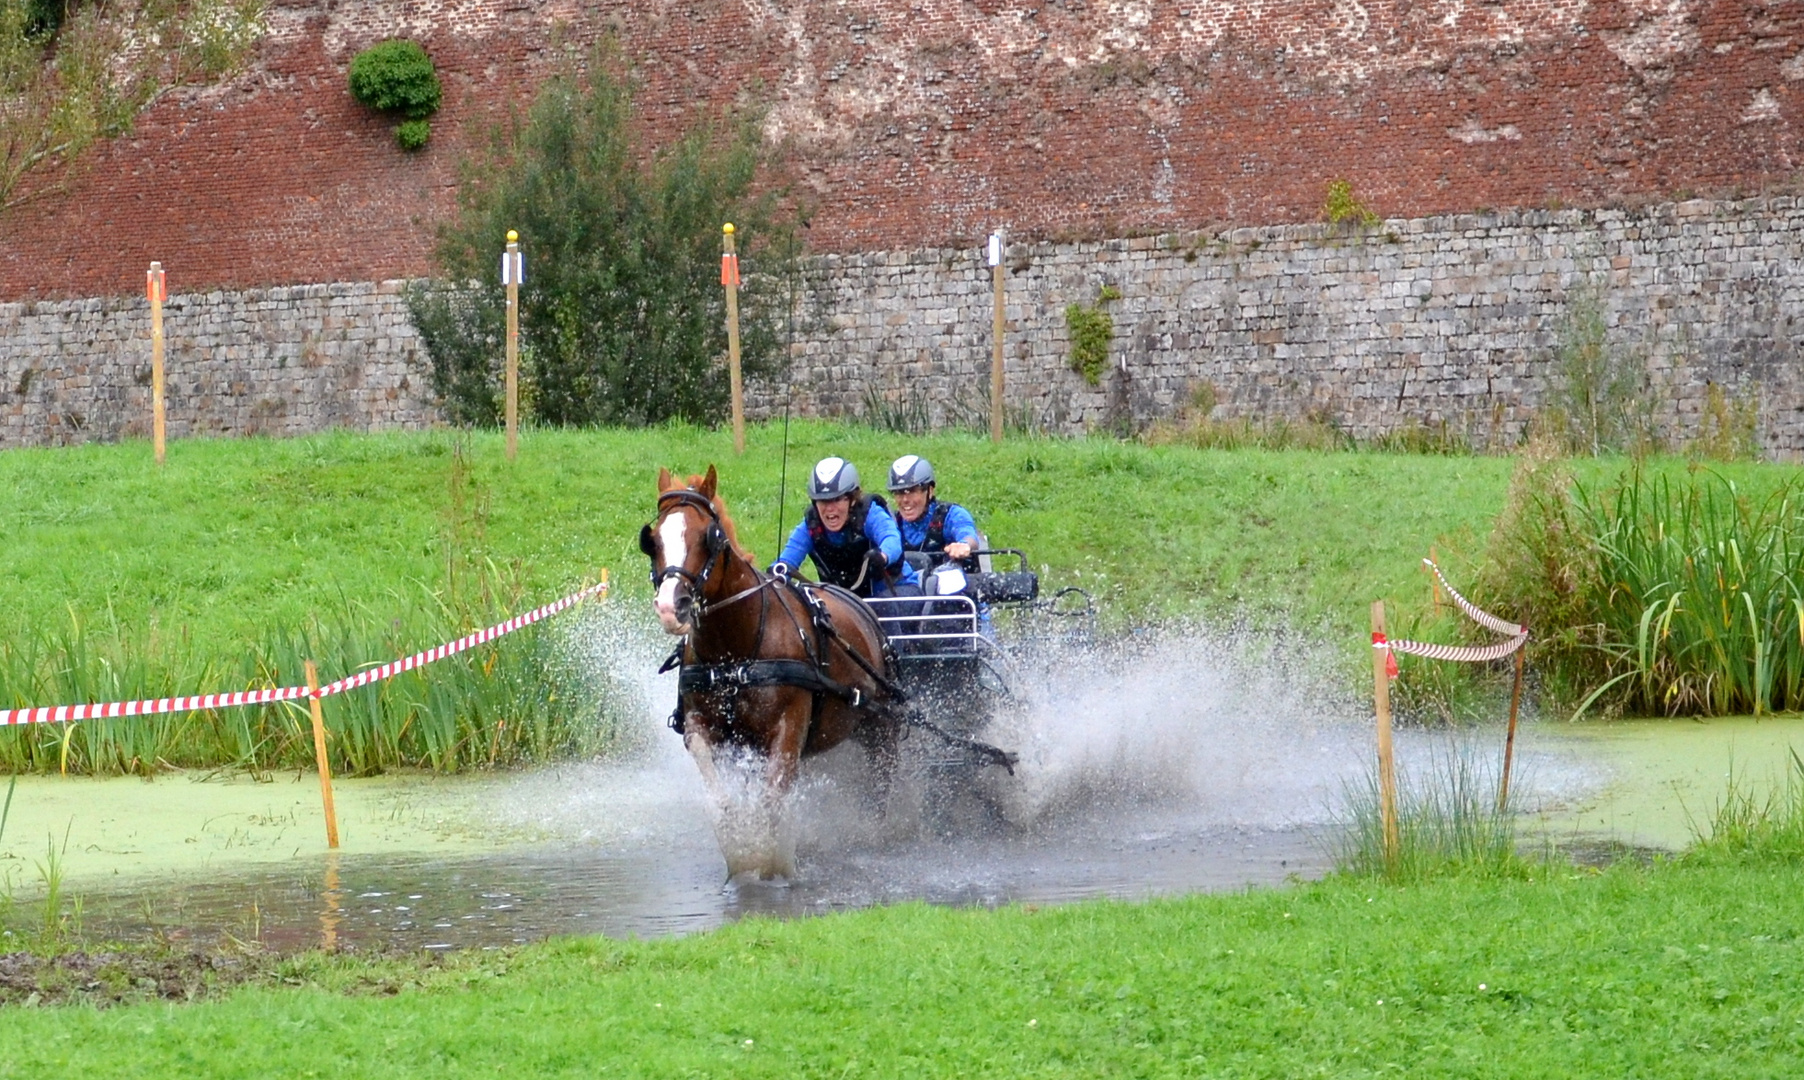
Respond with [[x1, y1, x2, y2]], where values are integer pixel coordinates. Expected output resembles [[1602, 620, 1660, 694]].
[[2, 422, 1523, 652], [2, 861, 1801, 1076], [8, 425, 1804, 771]]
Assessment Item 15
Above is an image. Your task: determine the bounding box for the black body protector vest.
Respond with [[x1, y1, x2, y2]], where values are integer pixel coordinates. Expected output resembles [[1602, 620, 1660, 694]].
[[912, 501, 980, 573], [804, 493, 891, 596]]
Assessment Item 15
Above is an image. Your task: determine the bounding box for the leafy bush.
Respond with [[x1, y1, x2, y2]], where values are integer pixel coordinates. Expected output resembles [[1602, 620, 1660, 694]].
[[396, 117, 430, 151], [347, 38, 440, 149], [1065, 285, 1119, 386], [409, 44, 799, 428], [1547, 285, 1661, 456]]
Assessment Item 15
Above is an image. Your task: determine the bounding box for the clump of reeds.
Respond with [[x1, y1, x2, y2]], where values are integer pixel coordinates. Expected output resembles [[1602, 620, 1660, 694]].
[[1484, 452, 1804, 717], [0, 576, 625, 777], [1335, 746, 1528, 882], [1685, 750, 1804, 865]]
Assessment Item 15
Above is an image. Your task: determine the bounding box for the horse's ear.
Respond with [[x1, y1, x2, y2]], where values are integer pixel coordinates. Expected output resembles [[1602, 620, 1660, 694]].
[[699, 465, 718, 499], [657, 467, 674, 492]]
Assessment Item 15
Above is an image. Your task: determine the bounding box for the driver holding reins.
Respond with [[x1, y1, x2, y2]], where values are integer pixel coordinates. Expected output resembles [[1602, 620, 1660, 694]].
[[771, 456, 924, 602], [887, 454, 981, 571]]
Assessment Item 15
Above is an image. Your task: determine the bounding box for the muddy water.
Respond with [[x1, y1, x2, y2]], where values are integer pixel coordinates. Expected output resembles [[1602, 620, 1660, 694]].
[[9, 609, 1797, 953]]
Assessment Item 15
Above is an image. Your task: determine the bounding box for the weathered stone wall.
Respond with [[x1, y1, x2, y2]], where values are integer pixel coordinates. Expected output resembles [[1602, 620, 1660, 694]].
[[767, 197, 1804, 458], [5, 199, 1802, 458], [0, 281, 434, 449]]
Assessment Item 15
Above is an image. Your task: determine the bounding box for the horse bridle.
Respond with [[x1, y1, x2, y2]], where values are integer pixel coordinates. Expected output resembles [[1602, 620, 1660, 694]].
[[641, 489, 781, 628], [641, 489, 729, 593]]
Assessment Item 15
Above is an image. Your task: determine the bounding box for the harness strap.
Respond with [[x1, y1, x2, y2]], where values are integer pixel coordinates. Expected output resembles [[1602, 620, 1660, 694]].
[[678, 658, 865, 709]]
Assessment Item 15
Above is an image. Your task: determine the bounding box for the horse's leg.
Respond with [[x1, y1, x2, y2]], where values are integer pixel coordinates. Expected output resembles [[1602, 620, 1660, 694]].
[[683, 727, 730, 809], [688, 724, 775, 881]]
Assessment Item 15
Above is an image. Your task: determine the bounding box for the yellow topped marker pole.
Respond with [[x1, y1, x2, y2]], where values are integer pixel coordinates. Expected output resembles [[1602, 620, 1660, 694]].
[[722, 223, 745, 455], [147, 262, 167, 465], [502, 230, 523, 461]]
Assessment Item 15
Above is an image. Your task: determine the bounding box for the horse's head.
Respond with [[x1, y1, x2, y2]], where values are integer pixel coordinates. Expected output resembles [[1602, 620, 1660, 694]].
[[643, 465, 733, 636]]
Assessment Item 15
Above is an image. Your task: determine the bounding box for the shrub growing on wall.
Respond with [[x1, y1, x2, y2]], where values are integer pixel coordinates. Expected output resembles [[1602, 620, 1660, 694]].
[[348, 39, 441, 150], [409, 44, 799, 428], [1065, 285, 1119, 385]]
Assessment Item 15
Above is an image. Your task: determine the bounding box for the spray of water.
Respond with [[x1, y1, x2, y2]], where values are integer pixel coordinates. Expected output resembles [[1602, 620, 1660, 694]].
[[491, 600, 1615, 882]]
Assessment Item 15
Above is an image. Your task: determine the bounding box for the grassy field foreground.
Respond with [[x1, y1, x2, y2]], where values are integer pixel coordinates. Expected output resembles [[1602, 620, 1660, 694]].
[[1, 861, 1800, 1076]]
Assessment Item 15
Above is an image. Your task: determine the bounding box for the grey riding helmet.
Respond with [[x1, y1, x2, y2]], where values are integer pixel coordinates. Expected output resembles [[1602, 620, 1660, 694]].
[[887, 454, 935, 491], [808, 456, 861, 500]]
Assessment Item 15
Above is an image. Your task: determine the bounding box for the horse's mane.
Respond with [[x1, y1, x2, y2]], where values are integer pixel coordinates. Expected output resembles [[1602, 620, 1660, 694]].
[[683, 474, 754, 564]]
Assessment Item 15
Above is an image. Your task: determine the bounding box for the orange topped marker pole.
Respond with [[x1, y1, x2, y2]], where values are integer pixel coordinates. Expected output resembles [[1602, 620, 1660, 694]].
[[502, 230, 523, 461], [723, 223, 745, 455], [147, 262, 167, 466]]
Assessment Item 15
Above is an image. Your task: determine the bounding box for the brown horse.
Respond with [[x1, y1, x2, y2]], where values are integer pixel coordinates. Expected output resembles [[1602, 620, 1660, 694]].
[[641, 466, 903, 879]]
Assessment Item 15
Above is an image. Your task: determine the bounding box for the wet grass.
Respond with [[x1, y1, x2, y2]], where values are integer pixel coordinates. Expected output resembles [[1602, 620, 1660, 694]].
[[1336, 747, 1529, 883], [0, 862, 1801, 1074]]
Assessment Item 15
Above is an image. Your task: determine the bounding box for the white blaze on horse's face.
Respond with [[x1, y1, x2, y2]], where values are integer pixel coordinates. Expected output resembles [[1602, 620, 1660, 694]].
[[653, 512, 692, 634]]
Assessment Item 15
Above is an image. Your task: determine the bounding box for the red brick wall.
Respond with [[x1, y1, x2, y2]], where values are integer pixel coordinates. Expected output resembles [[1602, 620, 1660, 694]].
[[1, 0, 1797, 300]]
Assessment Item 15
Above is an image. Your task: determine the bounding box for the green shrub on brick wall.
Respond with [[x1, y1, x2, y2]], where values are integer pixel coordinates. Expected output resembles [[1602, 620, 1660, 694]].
[[348, 39, 441, 150]]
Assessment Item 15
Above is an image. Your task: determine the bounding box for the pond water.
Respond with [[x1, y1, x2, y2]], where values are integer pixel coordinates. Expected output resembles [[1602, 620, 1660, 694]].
[[6, 611, 1801, 953]]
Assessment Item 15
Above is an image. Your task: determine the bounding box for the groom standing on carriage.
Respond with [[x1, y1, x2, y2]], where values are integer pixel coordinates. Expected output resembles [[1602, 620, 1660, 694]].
[[770, 457, 924, 604]]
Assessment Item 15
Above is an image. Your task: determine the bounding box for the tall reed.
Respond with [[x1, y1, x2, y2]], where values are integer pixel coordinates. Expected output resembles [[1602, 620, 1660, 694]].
[[1335, 746, 1527, 882], [0, 578, 624, 776], [1575, 468, 1804, 716]]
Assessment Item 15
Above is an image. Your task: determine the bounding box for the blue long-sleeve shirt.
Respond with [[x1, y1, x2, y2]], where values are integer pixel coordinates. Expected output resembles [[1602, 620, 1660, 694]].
[[777, 499, 921, 592], [896, 500, 980, 553]]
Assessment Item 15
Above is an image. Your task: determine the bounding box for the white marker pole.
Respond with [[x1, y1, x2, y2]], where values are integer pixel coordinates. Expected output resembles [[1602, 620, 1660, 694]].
[[501, 231, 523, 461], [988, 232, 1004, 445]]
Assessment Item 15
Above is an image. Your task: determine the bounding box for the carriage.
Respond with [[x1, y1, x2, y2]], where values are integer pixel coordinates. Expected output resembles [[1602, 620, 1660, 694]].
[[863, 547, 1094, 811]]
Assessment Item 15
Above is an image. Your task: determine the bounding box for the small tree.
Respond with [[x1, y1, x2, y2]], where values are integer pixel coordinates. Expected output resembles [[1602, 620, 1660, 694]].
[[0, 0, 264, 212], [410, 45, 799, 427]]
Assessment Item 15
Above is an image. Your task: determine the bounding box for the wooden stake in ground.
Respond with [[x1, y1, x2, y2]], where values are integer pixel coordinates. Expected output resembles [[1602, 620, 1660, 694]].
[[988, 232, 1005, 444], [147, 262, 166, 466], [502, 231, 523, 461], [1371, 600, 1399, 869], [723, 223, 744, 455], [1498, 645, 1526, 811], [304, 660, 340, 850], [319, 854, 342, 951]]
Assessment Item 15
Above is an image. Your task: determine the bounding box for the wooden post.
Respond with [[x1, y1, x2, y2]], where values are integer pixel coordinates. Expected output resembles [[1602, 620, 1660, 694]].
[[503, 231, 521, 461], [305, 660, 340, 849], [988, 233, 1005, 444], [1371, 600, 1399, 869], [1498, 645, 1526, 811], [723, 223, 744, 455], [147, 263, 166, 466], [320, 853, 342, 951]]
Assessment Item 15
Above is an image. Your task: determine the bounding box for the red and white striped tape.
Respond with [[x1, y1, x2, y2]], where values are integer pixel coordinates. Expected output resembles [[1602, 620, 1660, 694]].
[[1378, 559, 1527, 670], [0, 685, 314, 727], [316, 580, 606, 698], [0, 579, 608, 727]]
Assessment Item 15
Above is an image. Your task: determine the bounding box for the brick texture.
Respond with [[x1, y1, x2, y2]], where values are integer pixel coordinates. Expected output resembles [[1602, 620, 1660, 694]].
[[0, 0, 1800, 299]]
